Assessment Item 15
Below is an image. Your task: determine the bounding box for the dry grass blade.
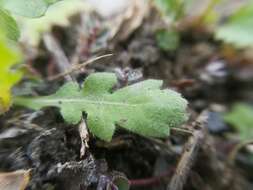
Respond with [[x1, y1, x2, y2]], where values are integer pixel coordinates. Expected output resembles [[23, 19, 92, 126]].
[[47, 54, 113, 81]]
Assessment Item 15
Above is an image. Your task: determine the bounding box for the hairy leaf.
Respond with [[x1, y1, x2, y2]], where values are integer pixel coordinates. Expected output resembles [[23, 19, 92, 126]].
[[224, 103, 253, 141], [1, 0, 62, 18], [0, 30, 21, 114], [216, 3, 253, 48], [0, 8, 20, 40], [14, 73, 188, 141]]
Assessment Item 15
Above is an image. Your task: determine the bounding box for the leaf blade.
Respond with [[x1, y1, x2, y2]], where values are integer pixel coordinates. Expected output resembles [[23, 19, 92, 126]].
[[1, 0, 62, 18], [215, 3, 253, 48], [0, 8, 20, 40], [14, 73, 188, 141], [224, 103, 253, 141], [0, 30, 21, 113]]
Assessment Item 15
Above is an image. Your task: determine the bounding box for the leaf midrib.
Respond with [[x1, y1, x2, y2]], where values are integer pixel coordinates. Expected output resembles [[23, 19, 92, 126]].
[[34, 97, 140, 107]]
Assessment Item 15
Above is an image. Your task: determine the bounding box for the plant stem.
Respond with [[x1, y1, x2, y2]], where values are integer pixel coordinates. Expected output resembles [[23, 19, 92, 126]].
[[47, 54, 113, 81], [130, 169, 174, 187], [195, 0, 221, 25], [228, 139, 253, 165]]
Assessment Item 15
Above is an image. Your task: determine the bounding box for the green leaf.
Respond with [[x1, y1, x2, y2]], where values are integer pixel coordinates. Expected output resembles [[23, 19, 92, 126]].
[[1, 0, 62, 18], [154, 0, 185, 21], [0, 8, 20, 40], [0, 29, 22, 114], [156, 29, 180, 51], [112, 174, 129, 190], [17, 0, 87, 46], [14, 73, 188, 141], [224, 103, 253, 141], [215, 3, 253, 48], [44, 0, 60, 5]]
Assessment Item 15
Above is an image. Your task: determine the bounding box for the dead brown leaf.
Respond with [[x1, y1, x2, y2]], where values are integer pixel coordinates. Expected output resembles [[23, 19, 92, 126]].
[[0, 170, 31, 190]]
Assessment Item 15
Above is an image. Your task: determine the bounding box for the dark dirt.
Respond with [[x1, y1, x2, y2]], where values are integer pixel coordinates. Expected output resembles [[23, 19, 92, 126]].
[[0, 6, 253, 190]]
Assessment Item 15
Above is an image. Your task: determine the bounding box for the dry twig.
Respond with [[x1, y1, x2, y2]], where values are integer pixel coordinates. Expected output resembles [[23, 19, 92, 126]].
[[47, 54, 113, 81], [168, 111, 208, 190], [228, 139, 253, 165]]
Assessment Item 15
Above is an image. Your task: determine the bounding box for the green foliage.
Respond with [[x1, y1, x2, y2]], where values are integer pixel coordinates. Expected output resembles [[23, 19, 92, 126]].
[[112, 175, 129, 190], [0, 0, 61, 112], [154, 0, 185, 21], [224, 103, 253, 141], [17, 0, 87, 46], [0, 0, 62, 18], [0, 29, 21, 114], [0, 8, 19, 41], [215, 3, 253, 48], [14, 73, 188, 141], [0, 0, 62, 41], [156, 29, 180, 51]]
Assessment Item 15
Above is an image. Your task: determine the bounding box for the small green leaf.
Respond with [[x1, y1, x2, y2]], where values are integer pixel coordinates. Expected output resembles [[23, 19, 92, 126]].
[[215, 3, 253, 48], [0, 8, 20, 40], [224, 103, 253, 141], [14, 73, 188, 141], [154, 0, 185, 21], [156, 29, 180, 51], [1, 0, 62, 18], [112, 175, 129, 190]]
